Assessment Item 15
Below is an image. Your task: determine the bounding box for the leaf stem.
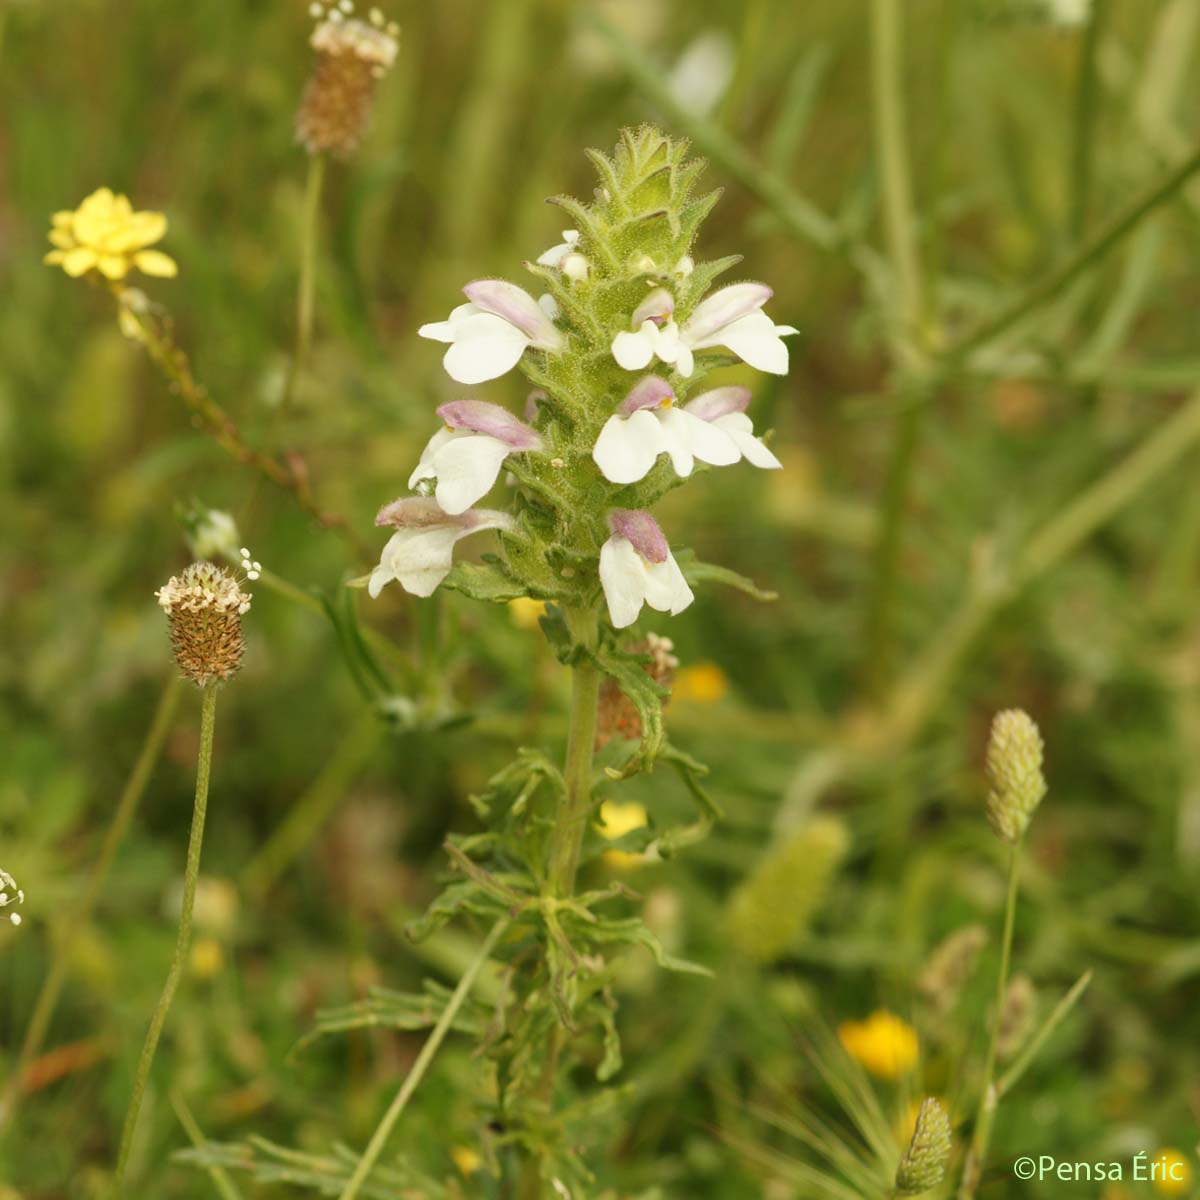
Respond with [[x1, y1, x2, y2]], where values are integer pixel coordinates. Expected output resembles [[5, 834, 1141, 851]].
[[113, 682, 219, 1195], [958, 841, 1021, 1200], [546, 652, 601, 897], [948, 142, 1200, 362], [281, 152, 326, 417], [865, 0, 929, 695], [1069, 0, 1110, 240], [996, 969, 1093, 1100], [0, 674, 182, 1133], [335, 918, 509, 1200]]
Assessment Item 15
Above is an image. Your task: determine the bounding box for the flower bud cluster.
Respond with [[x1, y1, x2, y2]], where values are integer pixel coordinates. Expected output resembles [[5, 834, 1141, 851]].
[[0, 868, 24, 927], [296, 3, 399, 158], [368, 127, 796, 633], [156, 561, 253, 686]]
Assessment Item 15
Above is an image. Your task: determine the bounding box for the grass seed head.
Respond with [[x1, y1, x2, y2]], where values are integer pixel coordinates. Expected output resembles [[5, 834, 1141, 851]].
[[895, 1097, 952, 1195], [985, 708, 1047, 843]]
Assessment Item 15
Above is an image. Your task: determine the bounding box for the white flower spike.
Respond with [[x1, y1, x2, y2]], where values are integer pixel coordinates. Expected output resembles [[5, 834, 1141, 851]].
[[410, 400, 543, 515], [592, 376, 739, 485], [369, 497, 514, 599], [599, 508, 694, 629], [610, 282, 797, 378], [419, 279, 565, 385]]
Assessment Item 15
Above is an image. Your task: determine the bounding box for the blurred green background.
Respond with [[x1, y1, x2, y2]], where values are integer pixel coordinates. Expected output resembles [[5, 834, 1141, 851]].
[[2, 0, 1200, 1195]]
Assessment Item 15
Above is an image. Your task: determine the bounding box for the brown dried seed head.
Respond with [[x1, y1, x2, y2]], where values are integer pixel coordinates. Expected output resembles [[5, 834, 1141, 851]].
[[156, 561, 251, 686], [296, 18, 399, 158], [595, 633, 678, 750]]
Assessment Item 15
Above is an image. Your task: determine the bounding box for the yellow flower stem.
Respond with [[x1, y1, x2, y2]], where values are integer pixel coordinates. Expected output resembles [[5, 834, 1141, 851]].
[[0, 674, 183, 1133], [113, 683, 219, 1195], [281, 152, 326, 418], [335, 918, 509, 1200], [122, 299, 371, 561], [958, 840, 1022, 1200]]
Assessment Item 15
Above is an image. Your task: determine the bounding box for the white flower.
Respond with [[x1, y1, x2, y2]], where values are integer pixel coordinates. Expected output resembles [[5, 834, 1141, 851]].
[[561, 253, 589, 282], [679, 386, 782, 470], [667, 31, 735, 118], [0, 867, 24, 927], [1044, 0, 1090, 25], [410, 399, 543, 515], [610, 282, 797, 378], [419, 279, 565, 385], [369, 498, 514, 599], [536, 229, 580, 268], [611, 288, 685, 372], [592, 379, 781, 484], [599, 509, 694, 629], [592, 376, 738, 484]]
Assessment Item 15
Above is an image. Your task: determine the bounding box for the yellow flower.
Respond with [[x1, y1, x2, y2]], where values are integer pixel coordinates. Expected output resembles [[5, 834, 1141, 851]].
[[673, 662, 729, 705], [837, 1010, 919, 1079], [44, 187, 177, 281], [508, 596, 547, 630], [598, 800, 648, 871], [1151, 1148, 1192, 1196], [189, 937, 224, 980], [450, 1146, 482, 1176]]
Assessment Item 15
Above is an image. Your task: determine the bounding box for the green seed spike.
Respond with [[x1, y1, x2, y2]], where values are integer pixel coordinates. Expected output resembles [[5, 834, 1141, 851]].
[[895, 1097, 952, 1195]]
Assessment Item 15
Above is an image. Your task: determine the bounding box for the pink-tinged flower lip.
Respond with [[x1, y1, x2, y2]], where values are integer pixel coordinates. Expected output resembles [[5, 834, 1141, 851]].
[[631, 287, 675, 328], [375, 496, 515, 534], [437, 399, 543, 450], [375, 496, 462, 528], [463, 279, 562, 347], [524, 390, 546, 422], [684, 282, 772, 342], [683, 386, 751, 422], [619, 376, 674, 415], [608, 508, 669, 563]]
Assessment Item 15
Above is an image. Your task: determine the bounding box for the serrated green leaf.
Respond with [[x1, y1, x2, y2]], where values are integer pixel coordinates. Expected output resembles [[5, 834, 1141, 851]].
[[441, 561, 528, 603]]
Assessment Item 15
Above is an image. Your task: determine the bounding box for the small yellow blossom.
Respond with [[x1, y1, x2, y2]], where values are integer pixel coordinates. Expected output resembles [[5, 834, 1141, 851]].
[[673, 661, 729, 704], [189, 937, 224, 980], [44, 188, 177, 282], [450, 1145, 482, 1176], [837, 1009, 919, 1079], [598, 800, 648, 871], [1151, 1148, 1192, 1196], [508, 596, 547, 630], [894, 1097, 925, 1148]]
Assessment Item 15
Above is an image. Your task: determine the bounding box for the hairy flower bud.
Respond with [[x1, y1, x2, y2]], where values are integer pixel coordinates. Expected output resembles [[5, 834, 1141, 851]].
[[895, 1097, 952, 1195], [985, 709, 1047, 843], [725, 817, 848, 964], [296, 5, 399, 158], [156, 562, 252, 686], [0, 868, 25, 927]]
